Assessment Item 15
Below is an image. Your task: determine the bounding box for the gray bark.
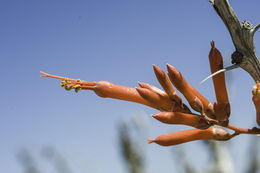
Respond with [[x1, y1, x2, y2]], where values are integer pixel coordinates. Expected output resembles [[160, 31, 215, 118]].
[[209, 0, 260, 82]]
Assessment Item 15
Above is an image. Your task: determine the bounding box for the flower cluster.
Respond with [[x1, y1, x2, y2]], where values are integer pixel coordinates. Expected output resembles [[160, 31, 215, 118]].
[[41, 41, 260, 146]]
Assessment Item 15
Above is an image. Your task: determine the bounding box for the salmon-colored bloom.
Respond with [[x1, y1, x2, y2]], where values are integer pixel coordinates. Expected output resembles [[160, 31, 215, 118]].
[[152, 112, 210, 129], [153, 65, 182, 105], [209, 41, 230, 125], [41, 40, 260, 147], [147, 128, 232, 146]]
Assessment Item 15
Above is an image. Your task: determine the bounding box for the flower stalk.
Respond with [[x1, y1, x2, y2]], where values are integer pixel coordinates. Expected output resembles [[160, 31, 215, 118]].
[[41, 40, 260, 147]]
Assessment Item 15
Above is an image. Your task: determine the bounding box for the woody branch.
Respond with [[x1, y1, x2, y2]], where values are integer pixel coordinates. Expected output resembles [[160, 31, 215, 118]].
[[208, 0, 260, 82]]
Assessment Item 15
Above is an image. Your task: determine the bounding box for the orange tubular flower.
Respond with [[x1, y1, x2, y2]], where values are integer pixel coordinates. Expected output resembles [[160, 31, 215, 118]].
[[209, 41, 230, 124], [166, 64, 214, 118], [152, 112, 210, 129], [252, 82, 260, 126], [153, 65, 182, 105], [40, 72, 157, 109], [209, 41, 229, 103], [41, 44, 260, 147], [147, 128, 232, 146], [92, 81, 154, 104]]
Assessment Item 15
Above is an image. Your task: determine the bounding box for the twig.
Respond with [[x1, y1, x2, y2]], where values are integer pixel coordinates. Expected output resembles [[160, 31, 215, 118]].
[[253, 23, 260, 35], [203, 115, 260, 135]]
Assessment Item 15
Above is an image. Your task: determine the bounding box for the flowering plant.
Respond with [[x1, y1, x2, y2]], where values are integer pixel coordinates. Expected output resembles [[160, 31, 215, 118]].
[[41, 0, 260, 146], [41, 41, 260, 146]]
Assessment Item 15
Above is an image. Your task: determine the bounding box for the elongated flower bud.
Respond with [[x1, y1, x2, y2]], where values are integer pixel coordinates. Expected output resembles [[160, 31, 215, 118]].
[[93, 81, 156, 108], [40, 72, 173, 111], [148, 128, 232, 146], [209, 41, 229, 103], [147, 128, 214, 146], [209, 41, 230, 124], [153, 65, 182, 104], [152, 112, 210, 129], [136, 88, 173, 111]]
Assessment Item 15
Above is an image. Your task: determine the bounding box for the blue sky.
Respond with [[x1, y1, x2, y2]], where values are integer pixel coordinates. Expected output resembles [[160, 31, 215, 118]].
[[1, 0, 260, 172]]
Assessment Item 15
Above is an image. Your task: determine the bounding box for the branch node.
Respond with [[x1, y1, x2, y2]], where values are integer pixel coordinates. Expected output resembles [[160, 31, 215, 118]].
[[241, 20, 253, 30]]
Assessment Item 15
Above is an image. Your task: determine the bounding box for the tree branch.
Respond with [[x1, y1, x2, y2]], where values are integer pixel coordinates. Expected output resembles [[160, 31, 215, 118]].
[[210, 0, 260, 82]]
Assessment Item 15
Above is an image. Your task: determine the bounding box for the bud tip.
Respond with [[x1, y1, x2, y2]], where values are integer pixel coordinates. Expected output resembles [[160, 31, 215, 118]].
[[147, 139, 154, 144]]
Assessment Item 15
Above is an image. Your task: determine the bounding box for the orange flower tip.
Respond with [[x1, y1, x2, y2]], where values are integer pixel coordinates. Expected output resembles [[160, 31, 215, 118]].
[[136, 88, 151, 97], [151, 113, 158, 119], [152, 64, 161, 70], [152, 64, 158, 70], [40, 71, 48, 77], [138, 82, 152, 89], [138, 82, 145, 88], [153, 65, 166, 77], [166, 64, 179, 75], [147, 139, 154, 144], [166, 63, 172, 69], [136, 87, 144, 92], [210, 41, 215, 48]]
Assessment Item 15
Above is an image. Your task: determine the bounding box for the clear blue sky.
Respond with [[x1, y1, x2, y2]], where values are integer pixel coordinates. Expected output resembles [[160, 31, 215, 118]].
[[1, 0, 260, 172]]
